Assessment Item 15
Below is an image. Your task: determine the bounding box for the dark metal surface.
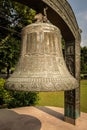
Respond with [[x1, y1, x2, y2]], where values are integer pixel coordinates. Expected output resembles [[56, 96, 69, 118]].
[[64, 41, 80, 124]]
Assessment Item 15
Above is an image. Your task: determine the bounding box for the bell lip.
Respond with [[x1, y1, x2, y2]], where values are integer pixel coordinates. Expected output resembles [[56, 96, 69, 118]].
[[5, 78, 79, 92], [5, 84, 79, 92]]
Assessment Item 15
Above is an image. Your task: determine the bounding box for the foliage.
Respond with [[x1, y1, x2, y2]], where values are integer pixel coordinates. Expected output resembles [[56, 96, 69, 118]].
[[8, 91, 39, 108], [0, 0, 13, 40], [0, 78, 39, 108], [81, 46, 87, 74], [0, 35, 21, 76], [0, 0, 20, 75], [0, 0, 36, 76], [0, 78, 11, 105], [12, 2, 36, 28]]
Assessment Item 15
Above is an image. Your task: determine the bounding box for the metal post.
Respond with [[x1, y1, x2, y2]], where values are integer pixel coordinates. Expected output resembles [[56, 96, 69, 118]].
[[64, 41, 80, 125]]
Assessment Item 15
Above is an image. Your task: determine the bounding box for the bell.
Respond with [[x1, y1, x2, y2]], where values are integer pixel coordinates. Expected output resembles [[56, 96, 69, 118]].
[[6, 23, 79, 91]]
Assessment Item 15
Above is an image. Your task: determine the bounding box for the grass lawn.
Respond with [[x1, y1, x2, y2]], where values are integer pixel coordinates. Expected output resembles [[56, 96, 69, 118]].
[[37, 80, 87, 113], [80, 80, 87, 113]]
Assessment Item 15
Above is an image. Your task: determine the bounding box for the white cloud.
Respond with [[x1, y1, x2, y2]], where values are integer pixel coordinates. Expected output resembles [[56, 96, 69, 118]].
[[75, 11, 87, 46], [77, 11, 87, 21]]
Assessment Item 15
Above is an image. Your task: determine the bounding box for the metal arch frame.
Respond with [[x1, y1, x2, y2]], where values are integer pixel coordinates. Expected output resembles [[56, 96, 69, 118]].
[[13, 0, 81, 125]]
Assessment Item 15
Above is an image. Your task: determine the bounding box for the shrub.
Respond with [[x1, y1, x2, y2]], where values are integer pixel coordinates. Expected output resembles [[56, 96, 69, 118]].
[[0, 78, 12, 106], [81, 74, 87, 79], [8, 91, 39, 108], [81, 74, 84, 79], [0, 78, 39, 108]]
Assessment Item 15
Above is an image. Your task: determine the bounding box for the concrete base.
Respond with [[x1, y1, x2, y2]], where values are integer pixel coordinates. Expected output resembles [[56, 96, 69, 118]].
[[0, 106, 87, 130]]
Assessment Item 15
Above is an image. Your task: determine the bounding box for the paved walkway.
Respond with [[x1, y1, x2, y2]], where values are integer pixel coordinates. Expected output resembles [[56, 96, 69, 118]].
[[0, 106, 87, 130]]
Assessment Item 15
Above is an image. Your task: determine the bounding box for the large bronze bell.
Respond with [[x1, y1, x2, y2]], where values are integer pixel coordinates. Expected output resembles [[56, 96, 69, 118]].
[[6, 23, 79, 91]]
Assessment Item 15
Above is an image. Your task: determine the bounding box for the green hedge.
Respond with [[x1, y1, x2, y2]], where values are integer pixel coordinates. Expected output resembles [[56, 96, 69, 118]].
[[8, 91, 39, 108], [0, 78, 39, 108], [81, 74, 87, 79], [0, 78, 11, 106]]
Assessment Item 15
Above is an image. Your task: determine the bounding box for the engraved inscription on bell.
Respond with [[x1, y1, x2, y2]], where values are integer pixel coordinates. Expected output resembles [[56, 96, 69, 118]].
[[6, 23, 79, 91]]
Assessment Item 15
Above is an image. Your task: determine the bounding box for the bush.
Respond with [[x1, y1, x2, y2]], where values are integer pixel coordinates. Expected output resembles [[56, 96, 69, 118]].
[[8, 91, 39, 108], [0, 78, 39, 108], [81, 74, 87, 79], [81, 74, 84, 79], [0, 78, 12, 106], [84, 74, 87, 79]]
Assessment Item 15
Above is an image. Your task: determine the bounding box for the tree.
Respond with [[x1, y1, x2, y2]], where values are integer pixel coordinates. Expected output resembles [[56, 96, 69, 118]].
[[0, 0, 36, 76], [81, 46, 87, 74], [0, 0, 20, 75], [0, 0, 12, 41], [0, 35, 21, 77]]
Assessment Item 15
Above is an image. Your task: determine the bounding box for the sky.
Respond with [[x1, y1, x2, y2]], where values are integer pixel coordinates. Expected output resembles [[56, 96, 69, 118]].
[[68, 0, 87, 46]]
